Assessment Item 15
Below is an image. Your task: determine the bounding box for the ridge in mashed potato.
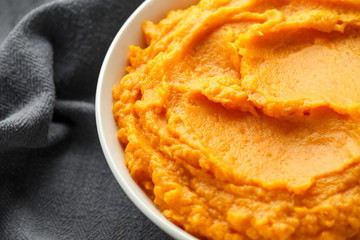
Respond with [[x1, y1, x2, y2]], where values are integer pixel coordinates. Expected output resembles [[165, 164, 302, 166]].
[[113, 0, 360, 239]]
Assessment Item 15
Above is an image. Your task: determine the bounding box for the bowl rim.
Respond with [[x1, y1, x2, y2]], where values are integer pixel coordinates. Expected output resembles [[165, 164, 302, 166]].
[[95, 0, 198, 239]]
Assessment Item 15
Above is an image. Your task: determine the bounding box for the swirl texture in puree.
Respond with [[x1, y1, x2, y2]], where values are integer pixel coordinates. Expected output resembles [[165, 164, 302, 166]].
[[112, 0, 360, 239]]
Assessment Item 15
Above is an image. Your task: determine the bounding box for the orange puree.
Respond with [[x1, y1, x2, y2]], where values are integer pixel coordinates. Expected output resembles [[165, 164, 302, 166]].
[[112, 0, 360, 239]]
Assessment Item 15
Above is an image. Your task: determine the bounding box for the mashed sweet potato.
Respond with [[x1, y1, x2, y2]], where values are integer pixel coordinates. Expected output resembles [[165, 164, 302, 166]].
[[112, 0, 360, 239]]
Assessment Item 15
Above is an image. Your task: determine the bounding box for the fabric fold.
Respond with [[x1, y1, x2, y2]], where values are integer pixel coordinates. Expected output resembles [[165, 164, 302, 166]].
[[0, 0, 171, 239]]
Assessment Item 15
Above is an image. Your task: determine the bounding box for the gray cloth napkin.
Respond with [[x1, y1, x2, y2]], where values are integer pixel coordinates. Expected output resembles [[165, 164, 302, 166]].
[[0, 0, 172, 239], [0, 0, 54, 42]]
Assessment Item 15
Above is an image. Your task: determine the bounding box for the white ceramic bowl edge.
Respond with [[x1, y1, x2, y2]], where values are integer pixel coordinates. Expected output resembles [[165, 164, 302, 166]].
[[95, 0, 199, 239]]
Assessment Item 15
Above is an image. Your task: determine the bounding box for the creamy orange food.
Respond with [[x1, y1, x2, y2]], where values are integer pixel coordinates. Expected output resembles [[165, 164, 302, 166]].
[[112, 0, 360, 239]]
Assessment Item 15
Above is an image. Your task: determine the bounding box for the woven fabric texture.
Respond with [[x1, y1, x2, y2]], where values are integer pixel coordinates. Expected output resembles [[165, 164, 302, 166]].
[[0, 0, 171, 239]]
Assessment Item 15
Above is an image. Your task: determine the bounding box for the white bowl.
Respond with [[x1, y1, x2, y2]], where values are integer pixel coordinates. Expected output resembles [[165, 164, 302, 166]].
[[95, 0, 199, 239]]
